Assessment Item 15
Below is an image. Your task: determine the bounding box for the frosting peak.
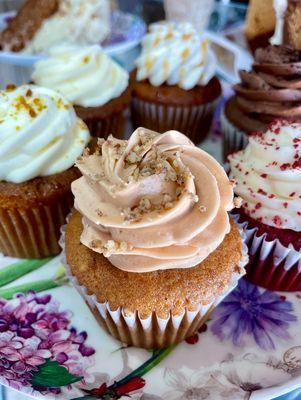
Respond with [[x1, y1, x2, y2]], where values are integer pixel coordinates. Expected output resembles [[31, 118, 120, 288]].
[[72, 128, 234, 272], [136, 21, 216, 90], [0, 84, 90, 183], [32, 45, 129, 107], [229, 119, 301, 231]]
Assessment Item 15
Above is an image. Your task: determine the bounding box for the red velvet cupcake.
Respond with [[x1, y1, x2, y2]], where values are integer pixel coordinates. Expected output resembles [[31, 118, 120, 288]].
[[229, 120, 301, 291]]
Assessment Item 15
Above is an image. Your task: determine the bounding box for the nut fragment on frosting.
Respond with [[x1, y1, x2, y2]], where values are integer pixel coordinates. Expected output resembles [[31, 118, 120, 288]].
[[229, 120, 301, 231], [72, 128, 235, 272], [0, 84, 90, 183], [135, 21, 216, 90], [32, 45, 129, 108]]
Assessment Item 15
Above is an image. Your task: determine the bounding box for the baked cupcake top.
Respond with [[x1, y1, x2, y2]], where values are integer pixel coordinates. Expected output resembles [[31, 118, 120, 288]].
[[72, 128, 235, 272], [233, 45, 301, 132], [229, 119, 301, 231], [135, 21, 215, 90], [32, 45, 129, 108], [0, 84, 90, 183]]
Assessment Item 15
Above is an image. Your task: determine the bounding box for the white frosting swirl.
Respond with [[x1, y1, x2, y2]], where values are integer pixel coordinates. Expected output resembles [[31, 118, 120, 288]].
[[0, 84, 90, 183], [23, 0, 110, 54], [229, 120, 301, 231], [32, 45, 129, 108], [136, 21, 216, 90]]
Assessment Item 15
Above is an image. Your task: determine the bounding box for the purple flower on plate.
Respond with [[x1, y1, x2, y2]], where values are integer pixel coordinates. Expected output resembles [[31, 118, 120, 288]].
[[211, 279, 297, 350], [0, 291, 95, 394]]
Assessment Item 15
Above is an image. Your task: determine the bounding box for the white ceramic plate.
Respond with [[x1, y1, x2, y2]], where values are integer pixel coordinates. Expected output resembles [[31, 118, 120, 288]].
[[0, 10, 146, 66]]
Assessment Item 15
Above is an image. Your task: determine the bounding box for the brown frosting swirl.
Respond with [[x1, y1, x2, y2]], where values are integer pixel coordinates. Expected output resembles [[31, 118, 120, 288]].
[[232, 45, 301, 132], [71, 128, 234, 273]]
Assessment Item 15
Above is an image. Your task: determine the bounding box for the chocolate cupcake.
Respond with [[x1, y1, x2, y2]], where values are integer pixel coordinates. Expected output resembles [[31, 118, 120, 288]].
[[229, 120, 301, 291], [62, 128, 247, 349], [131, 22, 221, 144], [222, 45, 301, 158], [0, 84, 90, 258], [32, 45, 130, 138]]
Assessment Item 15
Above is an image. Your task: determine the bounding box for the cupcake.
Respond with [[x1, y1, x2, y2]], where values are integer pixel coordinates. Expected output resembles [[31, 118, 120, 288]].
[[229, 120, 301, 291], [32, 45, 130, 139], [0, 0, 110, 53], [131, 22, 221, 144], [222, 44, 301, 159], [63, 127, 247, 349], [0, 84, 90, 259]]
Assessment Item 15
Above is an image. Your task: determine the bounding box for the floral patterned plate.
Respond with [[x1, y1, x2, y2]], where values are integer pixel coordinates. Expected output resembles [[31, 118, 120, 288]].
[[0, 250, 301, 400]]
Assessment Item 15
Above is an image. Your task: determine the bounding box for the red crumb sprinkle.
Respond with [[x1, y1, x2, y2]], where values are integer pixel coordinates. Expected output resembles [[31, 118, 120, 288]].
[[283, 202, 288, 208], [293, 158, 301, 169], [297, 212, 301, 216], [258, 189, 267, 195], [255, 202, 262, 209], [260, 173, 267, 178], [185, 333, 199, 344], [268, 194, 276, 199], [290, 192, 296, 197], [280, 163, 290, 171], [273, 215, 282, 227]]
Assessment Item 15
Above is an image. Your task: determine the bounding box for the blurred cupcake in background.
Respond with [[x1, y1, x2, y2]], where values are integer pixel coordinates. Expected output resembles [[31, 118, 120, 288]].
[[131, 21, 221, 144], [229, 120, 301, 291], [0, 84, 90, 259], [32, 45, 131, 138], [63, 127, 247, 349], [0, 0, 110, 53]]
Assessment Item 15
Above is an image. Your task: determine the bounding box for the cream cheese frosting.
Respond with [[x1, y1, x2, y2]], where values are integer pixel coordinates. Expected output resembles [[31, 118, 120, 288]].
[[32, 45, 129, 107], [136, 21, 216, 90], [72, 128, 235, 273], [229, 120, 301, 231], [0, 84, 90, 183], [23, 0, 110, 54]]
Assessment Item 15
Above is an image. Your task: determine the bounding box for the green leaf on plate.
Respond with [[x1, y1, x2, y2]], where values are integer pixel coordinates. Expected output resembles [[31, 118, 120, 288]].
[[0, 258, 51, 287], [30, 359, 83, 388]]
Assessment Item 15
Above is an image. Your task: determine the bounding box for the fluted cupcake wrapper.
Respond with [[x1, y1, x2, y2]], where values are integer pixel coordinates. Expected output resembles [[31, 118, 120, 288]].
[[232, 214, 301, 292], [79, 109, 128, 139], [221, 107, 249, 161], [0, 196, 73, 259], [131, 97, 218, 144], [59, 219, 248, 349]]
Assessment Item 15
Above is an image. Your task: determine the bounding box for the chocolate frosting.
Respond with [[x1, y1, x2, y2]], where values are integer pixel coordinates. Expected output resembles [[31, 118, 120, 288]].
[[233, 45, 301, 132]]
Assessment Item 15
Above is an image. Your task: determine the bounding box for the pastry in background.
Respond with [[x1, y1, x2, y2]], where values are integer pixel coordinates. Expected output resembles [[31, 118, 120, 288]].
[[32, 45, 130, 139], [229, 120, 301, 291], [245, 0, 276, 53], [221, 45, 301, 158], [0, 0, 110, 53], [164, 0, 215, 34], [64, 127, 247, 349], [283, 0, 301, 49], [0, 84, 90, 258], [131, 22, 221, 144]]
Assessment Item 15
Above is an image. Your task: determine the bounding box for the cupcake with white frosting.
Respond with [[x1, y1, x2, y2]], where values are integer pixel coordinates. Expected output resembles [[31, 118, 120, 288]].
[[229, 119, 301, 291], [62, 127, 247, 349], [32, 45, 130, 138], [131, 21, 221, 144], [0, 84, 90, 258]]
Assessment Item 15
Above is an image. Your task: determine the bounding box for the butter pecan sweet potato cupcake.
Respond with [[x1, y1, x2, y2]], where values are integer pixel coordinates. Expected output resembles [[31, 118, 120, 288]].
[[62, 127, 247, 349], [32, 45, 130, 138], [229, 120, 301, 291], [0, 84, 90, 258], [131, 22, 221, 144]]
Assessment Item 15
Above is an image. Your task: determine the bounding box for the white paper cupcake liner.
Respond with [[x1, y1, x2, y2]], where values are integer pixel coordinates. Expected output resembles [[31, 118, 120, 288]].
[[59, 218, 248, 349], [131, 97, 219, 144], [232, 213, 301, 291], [221, 107, 249, 161]]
